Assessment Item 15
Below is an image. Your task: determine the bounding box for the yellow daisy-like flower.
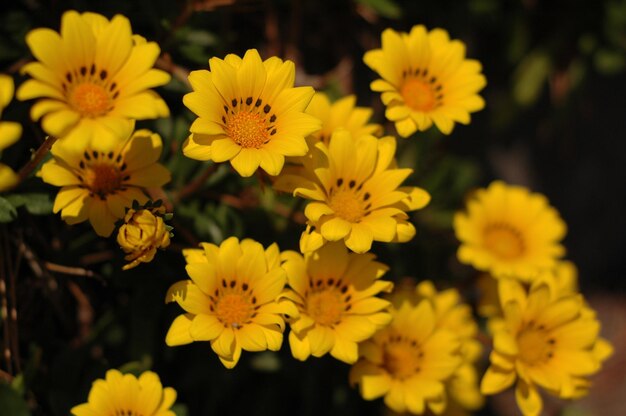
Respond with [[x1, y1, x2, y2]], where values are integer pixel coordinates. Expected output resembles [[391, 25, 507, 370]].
[[117, 206, 171, 270], [350, 300, 462, 415], [182, 49, 321, 177], [0, 74, 22, 192], [165, 237, 297, 369], [454, 181, 567, 281], [364, 25, 486, 137], [70, 369, 176, 416], [290, 130, 430, 253], [389, 279, 484, 413], [480, 279, 611, 416], [38, 123, 171, 237], [18, 10, 170, 150], [281, 242, 392, 364]]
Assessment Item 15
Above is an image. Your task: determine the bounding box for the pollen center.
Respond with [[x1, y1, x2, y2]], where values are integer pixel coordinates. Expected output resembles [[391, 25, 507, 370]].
[[85, 164, 123, 196], [70, 83, 111, 117], [226, 111, 269, 149], [329, 190, 365, 222], [216, 293, 253, 328], [383, 338, 423, 380], [483, 223, 525, 260], [517, 327, 553, 364], [306, 289, 344, 326], [401, 78, 436, 112]]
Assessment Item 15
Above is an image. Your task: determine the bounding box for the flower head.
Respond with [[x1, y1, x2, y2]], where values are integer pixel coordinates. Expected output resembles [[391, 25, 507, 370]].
[[70, 369, 176, 416], [350, 301, 462, 415], [0, 75, 22, 192], [18, 10, 170, 150], [281, 242, 392, 364], [481, 279, 611, 416], [454, 181, 566, 280], [165, 237, 297, 368], [117, 204, 172, 270], [364, 25, 486, 137], [38, 123, 171, 236], [289, 129, 429, 253], [182, 49, 321, 177]]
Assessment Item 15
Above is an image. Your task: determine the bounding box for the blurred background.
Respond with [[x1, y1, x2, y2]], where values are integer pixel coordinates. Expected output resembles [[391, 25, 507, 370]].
[[0, 0, 625, 414]]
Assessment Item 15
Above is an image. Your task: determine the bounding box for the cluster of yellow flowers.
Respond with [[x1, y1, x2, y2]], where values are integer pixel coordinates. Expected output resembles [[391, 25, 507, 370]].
[[0, 9, 611, 416]]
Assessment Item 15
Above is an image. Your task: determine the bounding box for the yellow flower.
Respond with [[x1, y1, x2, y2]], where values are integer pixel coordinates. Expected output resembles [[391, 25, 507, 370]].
[[70, 369, 176, 416], [165, 237, 297, 368], [364, 25, 486, 137], [18, 10, 170, 150], [117, 206, 171, 270], [38, 123, 171, 237], [454, 181, 566, 281], [281, 242, 392, 364], [480, 279, 611, 416], [0, 74, 22, 192], [289, 129, 429, 253], [350, 301, 462, 415], [389, 279, 484, 413], [182, 49, 321, 177]]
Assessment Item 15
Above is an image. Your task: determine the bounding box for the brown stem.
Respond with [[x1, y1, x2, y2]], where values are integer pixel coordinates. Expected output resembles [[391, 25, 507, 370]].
[[17, 136, 57, 183]]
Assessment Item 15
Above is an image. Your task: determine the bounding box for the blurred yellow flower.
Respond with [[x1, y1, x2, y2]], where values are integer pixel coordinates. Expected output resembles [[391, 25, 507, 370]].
[[454, 181, 566, 281], [38, 124, 170, 236], [117, 205, 171, 270], [71, 369, 176, 416], [165, 237, 297, 368], [290, 130, 429, 253], [182, 49, 321, 177], [364, 25, 486, 137], [481, 279, 611, 416], [281, 242, 392, 364], [0, 74, 22, 192], [350, 301, 462, 415], [18, 10, 170, 150]]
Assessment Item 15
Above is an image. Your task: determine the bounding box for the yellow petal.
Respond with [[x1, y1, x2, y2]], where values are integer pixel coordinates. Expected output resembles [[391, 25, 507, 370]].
[[165, 313, 194, 346]]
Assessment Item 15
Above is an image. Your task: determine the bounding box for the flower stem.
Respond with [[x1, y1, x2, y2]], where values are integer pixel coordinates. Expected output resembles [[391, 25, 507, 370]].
[[17, 136, 57, 183]]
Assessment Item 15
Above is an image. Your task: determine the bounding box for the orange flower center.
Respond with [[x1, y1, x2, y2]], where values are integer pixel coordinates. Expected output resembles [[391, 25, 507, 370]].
[[517, 325, 555, 365], [382, 335, 424, 380], [111, 409, 143, 416], [483, 223, 525, 260], [306, 289, 344, 326], [401, 78, 437, 112], [70, 83, 111, 117], [216, 293, 254, 328], [83, 163, 123, 196], [329, 189, 366, 222], [226, 111, 269, 149]]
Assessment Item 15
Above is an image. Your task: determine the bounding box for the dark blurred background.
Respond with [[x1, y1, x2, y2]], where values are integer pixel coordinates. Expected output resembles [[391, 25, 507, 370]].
[[0, 0, 625, 415]]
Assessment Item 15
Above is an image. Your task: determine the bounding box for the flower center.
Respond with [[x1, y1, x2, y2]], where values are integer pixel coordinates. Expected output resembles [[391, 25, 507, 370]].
[[483, 223, 525, 260], [517, 325, 555, 365], [70, 83, 111, 117], [112, 410, 143, 416], [306, 288, 345, 326], [216, 293, 254, 328], [382, 336, 424, 380], [329, 190, 365, 222], [401, 78, 437, 112], [226, 111, 270, 149], [84, 163, 123, 197]]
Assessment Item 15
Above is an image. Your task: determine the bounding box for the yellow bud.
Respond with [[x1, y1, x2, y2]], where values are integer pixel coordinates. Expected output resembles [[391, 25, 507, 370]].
[[117, 208, 171, 270]]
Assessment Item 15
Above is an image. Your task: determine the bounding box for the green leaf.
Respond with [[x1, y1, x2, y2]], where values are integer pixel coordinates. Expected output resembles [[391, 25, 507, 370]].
[[0, 196, 17, 222], [355, 0, 401, 19], [172, 403, 189, 416], [0, 382, 30, 416], [513, 50, 551, 106], [4, 193, 53, 216], [594, 48, 626, 75]]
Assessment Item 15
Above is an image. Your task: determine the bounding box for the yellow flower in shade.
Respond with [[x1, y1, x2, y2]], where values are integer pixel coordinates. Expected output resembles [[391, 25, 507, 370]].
[[182, 49, 321, 177], [480, 279, 612, 416], [389, 279, 484, 413], [165, 237, 297, 368], [350, 301, 462, 415], [117, 205, 171, 270], [454, 181, 566, 281], [70, 369, 176, 416], [18, 10, 170, 150], [289, 130, 430, 253], [0, 75, 22, 192], [281, 242, 393, 364], [364, 25, 486, 137], [38, 123, 171, 237]]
